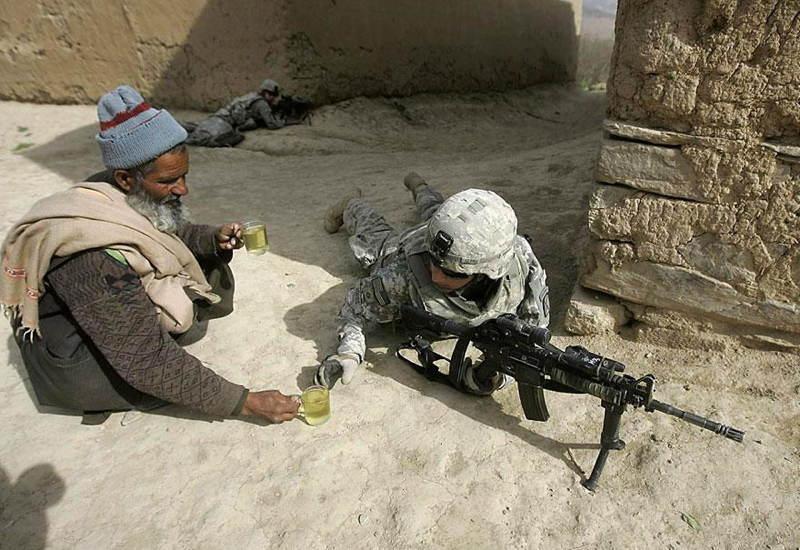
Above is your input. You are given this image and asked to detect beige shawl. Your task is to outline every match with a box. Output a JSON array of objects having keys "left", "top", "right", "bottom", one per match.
[{"left": 1, "top": 181, "right": 220, "bottom": 335}]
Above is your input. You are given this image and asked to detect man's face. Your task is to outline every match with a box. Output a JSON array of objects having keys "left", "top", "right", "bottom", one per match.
[
  {"left": 135, "top": 148, "right": 190, "bottom": 203},
  {"left": 115, "top": 148, "right": 192, "bottom": 233},
  {"left": 428, "top": 259, "right": 475, "bottom": 293}
]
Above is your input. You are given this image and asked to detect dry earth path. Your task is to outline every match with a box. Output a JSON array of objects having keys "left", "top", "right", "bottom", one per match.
[{"left": 0, "top": 87, "right": 797, "bottom": 549}]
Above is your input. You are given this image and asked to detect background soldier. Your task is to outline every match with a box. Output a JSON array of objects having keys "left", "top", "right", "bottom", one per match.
[
  {"left": 184, "top": 79, "right": 312, "bottom": 147},
  {"left": 317, "top": 173, "right": 550, "bottom": 393}
]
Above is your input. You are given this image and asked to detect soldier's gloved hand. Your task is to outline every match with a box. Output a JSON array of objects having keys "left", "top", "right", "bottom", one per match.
[{"left": 315, "top": 353, "right": 360, "bottom": 388}]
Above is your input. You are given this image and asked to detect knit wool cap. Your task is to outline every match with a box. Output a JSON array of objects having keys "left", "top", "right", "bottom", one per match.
[
  {"left": 95, "top": 85, "right": 187, "bottom": 169},
  {"left": 259, "top": 79, "right": 280, "bottom": 94}
]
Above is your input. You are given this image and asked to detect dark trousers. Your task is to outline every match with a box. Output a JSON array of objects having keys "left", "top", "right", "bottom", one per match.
[{"left": 14, "top": 256, "right": 235, "bottom": 415}]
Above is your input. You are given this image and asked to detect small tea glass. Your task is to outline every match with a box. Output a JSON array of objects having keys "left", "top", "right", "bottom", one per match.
[
  {"left": 241, "top": 220, "right": 268, "bottom": 255},
  {"left": 297, "top": 385, "right": 331, "bottom": 426}
]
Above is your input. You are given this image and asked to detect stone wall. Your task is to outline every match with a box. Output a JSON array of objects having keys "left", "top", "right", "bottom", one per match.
[
  {"left": 0, "top": 0, "right": 581, "bottom": 109},
  {"left": 566, "top": 0, "right": 800, "bottom": 350}
]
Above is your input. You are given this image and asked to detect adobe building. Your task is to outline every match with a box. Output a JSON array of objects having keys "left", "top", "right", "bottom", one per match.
[
  {"left": 0, "top": 0, "right": 582, "bottom": 108},
  {"left": 566, "top": 0, "right": 800, "bottom": 350}
]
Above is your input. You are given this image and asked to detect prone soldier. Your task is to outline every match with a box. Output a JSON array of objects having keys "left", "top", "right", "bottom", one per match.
[
  {"left": 183, "top": 79, "right": 312, "bottom": 148},
  {"left": 316, "top": 173, "right": 551, "bottom": 393}
]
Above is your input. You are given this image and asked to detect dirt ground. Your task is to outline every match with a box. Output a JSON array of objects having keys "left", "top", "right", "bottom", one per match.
[{"left": 0, "top": 87, "right": 798, "bottom": 549}]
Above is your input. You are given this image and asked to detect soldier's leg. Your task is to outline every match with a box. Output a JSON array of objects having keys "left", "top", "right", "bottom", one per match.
[
  {"left": 414, "top": 185, "right": 445, "bottom": 222},
  {"left": 185, "top": 116, "right": 242, "bottom": 147},
  {"left": 343, "top": 198, "right": 399, "bottom": 270},
  {"left": 403, "top": 172, "right": 444, "bottom": 222}
]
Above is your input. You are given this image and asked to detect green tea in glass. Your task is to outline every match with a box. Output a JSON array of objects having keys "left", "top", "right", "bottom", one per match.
[
  {"left": 242, "top": 221, "right": 268, "bottom": 255},
  {"left": 300, "top": 385, "right": 331, "bottom": 426}
]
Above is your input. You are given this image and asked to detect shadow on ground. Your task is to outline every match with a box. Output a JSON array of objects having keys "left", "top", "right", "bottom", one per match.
[
  {"left": 364, "top": 327, "right": 600, "bottom": 480},
  {"left": 20, "top": 123, "right": 102, "bottom": 184},
  {"left": 0, "top": 463, "right": 65, "bottom": 550}
]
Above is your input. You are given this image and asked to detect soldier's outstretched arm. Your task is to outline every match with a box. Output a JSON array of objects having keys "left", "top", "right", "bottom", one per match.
[
  {"left": 252, "top": 99, "right": 286, "bottom": 130},
  {"left": 317, "top": 267, "right": 410, "bottom": 387}
]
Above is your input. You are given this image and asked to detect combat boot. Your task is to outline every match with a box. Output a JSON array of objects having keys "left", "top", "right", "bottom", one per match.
[
  {"left": 323, "top": 188, "right": 362, "bottom": 233},
  {"left": 403, "top": 172, "right": 428, "bottom": 197}
]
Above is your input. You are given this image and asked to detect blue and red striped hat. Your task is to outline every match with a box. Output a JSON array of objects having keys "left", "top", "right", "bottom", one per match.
[{"left": 95, "top": 85, "right": 187, "bottom": 169}]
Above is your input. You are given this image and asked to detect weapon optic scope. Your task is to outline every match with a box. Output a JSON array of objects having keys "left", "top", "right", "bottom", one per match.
[{"left": 493, "top": 314, "right": 551, "bottom": 347}]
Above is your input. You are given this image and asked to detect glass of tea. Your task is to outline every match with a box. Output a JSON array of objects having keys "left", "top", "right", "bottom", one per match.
[
  {"left": 241, "top": 220, "right": 268, "bottom": 255},
  {"left": 298, "top": 385, "right": 331, "bottom": 426}
]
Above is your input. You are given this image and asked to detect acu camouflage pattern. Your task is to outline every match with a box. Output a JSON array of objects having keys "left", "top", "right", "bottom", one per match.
[
  {"left": 336, "top": 185, "right": 549, "bottom": 361},
  {"left": 213, "top": 92, "right": 284, "bottom": 130},
  {"left": 426, "top": 189, "right": 517, "bottom": 279},
  {"left": 185, "top": 91, "right": 284, "bottom": 147}
]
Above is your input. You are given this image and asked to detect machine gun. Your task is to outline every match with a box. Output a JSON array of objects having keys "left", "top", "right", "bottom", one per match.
[
  {"left": 276, "top": 95, "right": 313, "bottom": 125},
  {"left": 397, "top": 305, "right": 744, "bottom": 491}
]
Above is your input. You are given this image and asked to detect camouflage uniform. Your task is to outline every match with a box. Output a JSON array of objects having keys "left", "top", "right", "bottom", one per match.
[
  {"left": 214, "top": 92, "right": 285, "bottom": 130},
  {"left": 336, "top": 186, "right": 550, "bottom": 362},
  {"left": 185, "top": 92, "right": 285, "bottom": 147}
]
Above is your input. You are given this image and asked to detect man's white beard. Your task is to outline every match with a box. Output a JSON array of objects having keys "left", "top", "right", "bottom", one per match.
[{"left": 126, "top": 185, "right": 192, "bottom": 234}]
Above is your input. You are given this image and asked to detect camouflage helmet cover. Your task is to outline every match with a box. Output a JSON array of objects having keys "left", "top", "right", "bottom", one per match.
[
  {"left": 259, "top": 79, "right": 280, "bottom": 94},
  {"left": 426, "top": 189, "right": 517, "bottom": 279}
]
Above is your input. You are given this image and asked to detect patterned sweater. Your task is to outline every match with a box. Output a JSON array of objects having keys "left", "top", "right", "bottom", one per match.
[{"left": 42, "top": 224, "right": 247, "bottom": 416}]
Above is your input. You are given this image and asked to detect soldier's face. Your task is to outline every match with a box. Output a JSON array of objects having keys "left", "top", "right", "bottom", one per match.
[
  {"left": 429, "top": 260, "right": 475, "bottom": 292},
  {"left": 263, "top": 90, "right": 280, "bottom": 106}
]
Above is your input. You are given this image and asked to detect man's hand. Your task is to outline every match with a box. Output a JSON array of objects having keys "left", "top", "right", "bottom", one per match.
[
  {"left": 315, "top": 353, "right": 360, "bottom": 388},
  {"left": 216, "top": 223, "right": 244, "bottom": 251},
  {"left": 240, "top": 390, "right": 300, "bottom": 423}
]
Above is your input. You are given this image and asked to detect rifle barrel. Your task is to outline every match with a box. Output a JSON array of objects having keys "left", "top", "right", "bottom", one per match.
[{"left": 649, "top": 400, "right": 744, "bottom": 442}]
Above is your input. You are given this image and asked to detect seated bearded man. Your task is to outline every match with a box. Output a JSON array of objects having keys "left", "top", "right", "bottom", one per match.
[{"left": 0, "top": 85, "right": 299, "bottom": 424}]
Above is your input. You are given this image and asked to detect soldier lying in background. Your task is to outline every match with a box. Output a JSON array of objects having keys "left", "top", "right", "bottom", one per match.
[
  {"left": 317, "top": 173, "right": 550, "bottom": 394},
  {"left": 183, "top": 79, "right": 313, "bottom": 148}
]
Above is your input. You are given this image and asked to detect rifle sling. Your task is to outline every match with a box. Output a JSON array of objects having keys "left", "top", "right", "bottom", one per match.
[
  {"left": 395, "top": 344, "right": 454, "bottom": 386},
  {"left": 396, "top": 331, "right": 477, "bottom": 393}
]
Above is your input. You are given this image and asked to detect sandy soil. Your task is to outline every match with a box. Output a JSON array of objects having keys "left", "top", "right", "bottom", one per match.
[{"left": 0, "top": 87, "right": 797, "bottom": 550}]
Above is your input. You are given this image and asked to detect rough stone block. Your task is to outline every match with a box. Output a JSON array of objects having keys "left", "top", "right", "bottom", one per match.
[
  {"left": 564, "top": 284, "right": 630, "bottom": 335},
  {"left": 608, "top": 0, "right": 800, "bottom": 138},
  {"left": 595, "top": 138, "right": 702, "bottom": 201},
  {"left": 582, "top": 240, "right": 800, "bottom": 335},
  {"left": 580, "top": 0, "right": 800, "bottom": 349}
]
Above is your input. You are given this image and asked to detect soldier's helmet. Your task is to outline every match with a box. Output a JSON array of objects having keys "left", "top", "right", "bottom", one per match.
[
  {"left": 426, "top": 189, "right": 517, "bottom": 279},
  {"left": 259, "top": 79, "right": 280, "bottom": 95}
]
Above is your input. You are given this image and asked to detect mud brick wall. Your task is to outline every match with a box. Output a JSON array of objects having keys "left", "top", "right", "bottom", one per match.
[
  {"left": 0, "top": 0, "right": 581, "bottom": 109},
  {"left": 567, "top": 0, "right": 800, "bottom": 349}
]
